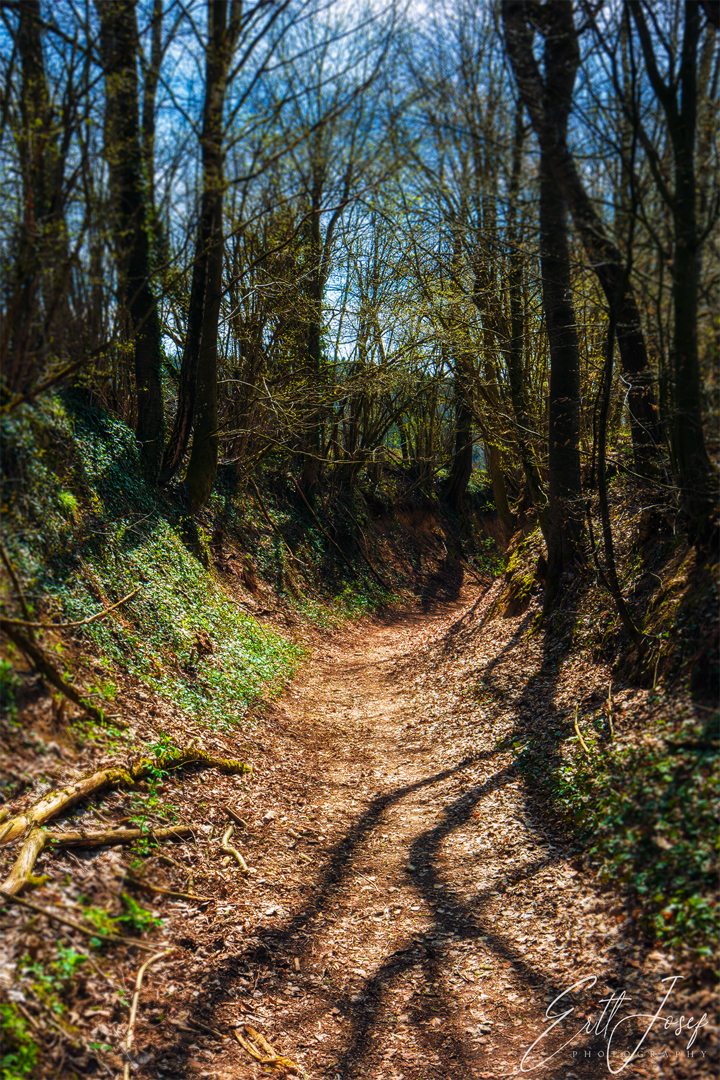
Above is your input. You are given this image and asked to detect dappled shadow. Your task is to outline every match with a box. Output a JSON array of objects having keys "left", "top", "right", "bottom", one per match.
[
  {"left": 172, "top": 744, "right": 620, "bottom": 1077},
  {"left": 420, "top": 554, "right": 465, "bottom": 609},
  {"left": 157, "top": 584, "right": 634, "bottom": 1078}
]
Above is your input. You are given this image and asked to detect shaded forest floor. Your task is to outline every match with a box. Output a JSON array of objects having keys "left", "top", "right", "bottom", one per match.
[{"left": 1, "top": 579, "right": 716, "bottom": 1079}]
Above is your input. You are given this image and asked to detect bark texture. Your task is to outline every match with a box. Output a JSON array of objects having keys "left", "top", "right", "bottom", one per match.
[
  {"left": 502, "top": 0, "right": 662, "bottom": 473},
  {"left": 97, "top": 0, "right": 164, "bottom": 477}
]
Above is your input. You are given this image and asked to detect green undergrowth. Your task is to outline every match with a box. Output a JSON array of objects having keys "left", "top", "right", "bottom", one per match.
[
  {"left": 0, "top": 395, "right": 299, "bottom": 731},
  {"left": 545, "top": 712, "right": 719, "bottom": 960},
  {"left": 500, "top": 505, "right": 719, "bottom": 963},
  {"left": 0, "top": 1003, "right": 37, "bottom": 1080}
]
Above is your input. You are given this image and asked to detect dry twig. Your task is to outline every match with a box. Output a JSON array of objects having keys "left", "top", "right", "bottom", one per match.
[
  {"left": 0, "top": 587, "right": 140, "bottom": 629},
  {"left": 220, "top": 824, "right": 248, "bottom": 872},
  {"left": 123, "top": 950, "right": 173, "bottom": 1080},
  {"left": 574, "top": 704, "right": 591, "bottom": 756},
  {"left": 122, "top": 872, "right": 211, "bottom": 903}
]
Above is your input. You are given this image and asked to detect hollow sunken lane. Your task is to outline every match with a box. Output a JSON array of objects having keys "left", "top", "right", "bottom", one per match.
[{"left": 163, "top": 586, "right": 710, "bottom": 1079}]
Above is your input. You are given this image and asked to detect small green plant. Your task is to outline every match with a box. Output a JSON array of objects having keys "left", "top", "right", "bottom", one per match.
[
  {"left": 52, "top": 945, "right": 87, "bottom": 982},
  {"left": 81, "top": 903, "right": 120, "bottom": 944},
  {"left": 522, "top": 712, "right": 719, "bottom": 958},
  {"left": 88, "top": 678, "right": 117, "bottom": 701},
  {"left": 58, "top": 490, "right": 79, "bottom": 518},
  {"left": 119, "top": 892, "right": 164, "bottom": 934},
  {"left": 81, "top": 895, "right": 162, "bottom": 941},
  {"left": 0, "top": 659, "right": 20, "bottom": 720},
  {"left": 0, "top": 1003, "right": 38, "bottom": 1080}
]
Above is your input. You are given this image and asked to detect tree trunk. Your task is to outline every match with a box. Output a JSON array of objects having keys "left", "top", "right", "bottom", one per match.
[
  {"left": 301, "top": 206, "right": 324, "bottom": 492},
  {"left": 97, "top": 0, "right": 164, "bottom": 478},
  {"left": 185, "top": 180, "right": 223, "bottom": 508},
  {"left": 1, "top": 0, "right": 68, "bottom": 393},
  {"left": 506, "top": 108, "right": 550, "bottom": 543},
  {"left": 444, "top": 371, "right": 474, "bottom": 511},
  {"left": 502, "top": 0, "right": 662, "bottom": 475},
  {"left": 162, "top": 0, "right": 241, "bottom": 501},
  {"left": 628, "top": 0, "right": 717, "bottom": 531},
  {"left": 540, "top": 156, "right": 583, "bottom": 612}
]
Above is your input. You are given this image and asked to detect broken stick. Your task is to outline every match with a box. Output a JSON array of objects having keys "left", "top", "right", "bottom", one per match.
[
  {"left": 123, "top": 950, "right": 173, "bottom": 1080},
  {"left": 234, "top": 1025, "right": 299, "bottom": 1075}
]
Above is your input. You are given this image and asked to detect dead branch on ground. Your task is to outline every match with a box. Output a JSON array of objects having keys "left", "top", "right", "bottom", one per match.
[
  {"left": 0, "top": 889, "right": 161, "bottom": 951},
  {"left": 0, "top": 619, "right": 119, "bottom": 727},
  {"left": 1, "top": 587, "right": 140, "bottom": 629}
]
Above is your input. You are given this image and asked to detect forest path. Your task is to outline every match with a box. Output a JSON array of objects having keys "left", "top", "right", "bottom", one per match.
[{"left": 188, "top": 585, "right": 671, "bottom": 1080}]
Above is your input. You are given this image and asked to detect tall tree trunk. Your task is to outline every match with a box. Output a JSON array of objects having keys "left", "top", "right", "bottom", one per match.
[
  {"left": 471, "top": 269, "right": 516, "bottom": 541},
  {"left": 97, "top": 0, "right": 164, "bottom": 477},
  {"left": 1, "top": 0, "right": 68, "bottom": 393},
  {"left": 502, "top": 0, "right": 662, "bottom": 475},
  {"left": 628, "top": 0, "right": 716, "bottom": 532},
  {"left": 506, "top": 109, "right": 550, "bottom": 543},
  {"left": 161, "top": 0, "right": 241, "bottom": 502},
  {"left": 301, "top": 191, "right": 324, "bottom": 492},
  {"left": 444, "top": 365, "right": 474, "bottom": 512},
  {"left": 540, "top": 161, "right": 583, "bottom": 611},
  {"left": 141, "top": 0, "right": 163, "bottom": 221}
]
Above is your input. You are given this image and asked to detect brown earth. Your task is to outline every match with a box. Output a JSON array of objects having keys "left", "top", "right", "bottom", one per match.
[{"left": 1, "top": 582, "right": 716, "bottom": 1079}]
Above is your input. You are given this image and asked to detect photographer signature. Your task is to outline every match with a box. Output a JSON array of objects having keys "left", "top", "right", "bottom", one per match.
[{"left": 520, "top": 975, "right": 709, "bottom": 1073}]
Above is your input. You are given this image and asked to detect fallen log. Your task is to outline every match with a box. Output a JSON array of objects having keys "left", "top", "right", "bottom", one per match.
[{"left": 0, "top": 748, "right": 250, "bottom": 846}]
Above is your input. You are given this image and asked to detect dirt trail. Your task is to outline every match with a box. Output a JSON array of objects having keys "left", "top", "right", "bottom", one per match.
[{"left": 150, "top": 585, "right": 712, "bottom": 1079}]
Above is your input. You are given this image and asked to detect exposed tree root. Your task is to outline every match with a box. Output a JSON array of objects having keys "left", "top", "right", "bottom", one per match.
[
  {"left": 0, "top": 748, "right": 250, "bottom": 845},
  {"left": 220, "top": 824, "right": 248, "bottom": 872},
  {"left": 50, "top": 824, "right": 192, "bottom": 849},
  {"left": 1, "top": 826, "right": 49, "bottom": 895}
]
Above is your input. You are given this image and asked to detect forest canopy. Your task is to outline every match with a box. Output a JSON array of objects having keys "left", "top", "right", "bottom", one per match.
[{"left": 0, "top": 0, "right": 718, "bottom": 616}]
